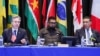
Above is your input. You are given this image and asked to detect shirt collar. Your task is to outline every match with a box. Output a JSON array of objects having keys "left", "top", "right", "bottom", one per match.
[
  {"left": 85, "top": 27, "right": 91, "bottom": 31},
  {"left": 12, "top": 28, "right": 18, "bottom": 32}
]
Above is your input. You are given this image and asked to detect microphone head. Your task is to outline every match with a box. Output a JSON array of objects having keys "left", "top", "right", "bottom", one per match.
[{"left": 90, "top": 37, "right": 96, "bottom": 42}]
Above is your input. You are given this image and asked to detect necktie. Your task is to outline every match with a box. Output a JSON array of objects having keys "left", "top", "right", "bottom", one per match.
[
  {"left": 11, "top": 30, "right": 16, "bottom": 42},
  {"left": 87, "top": 29, "right": 91, "bottom": 44},
  {"left": 14, "top": 30, "right": 16, "bottom": 36}
]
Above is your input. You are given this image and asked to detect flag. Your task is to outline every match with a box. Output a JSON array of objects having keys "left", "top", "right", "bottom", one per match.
[
  {"left": 56, "top": 0, "right": 67, "bottom": 36},
  {"left": 8, "top": 0, "right": 19, "bottom": 27},
  {"left": 0, "top": 0, "right": 6, "bottom": 35},
  {"left": 45, "top": 0, "right": 56, "bottom": 27},
  {"left": 71, "top": 0, "right": 83, "bottom": 32},
  {"left": 91, "top": 0, "right": 100, "bottom": 32},
  {"left": 25, "top": 0, "right": 40, "bottom": 40},
  {"left": 42, "top": 0, "right": 47, "bottom": 26}
]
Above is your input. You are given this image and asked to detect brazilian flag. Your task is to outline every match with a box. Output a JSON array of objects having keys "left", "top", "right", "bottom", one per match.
[{"left": 56, "top": 0, "right": 67, "bottom": 36}]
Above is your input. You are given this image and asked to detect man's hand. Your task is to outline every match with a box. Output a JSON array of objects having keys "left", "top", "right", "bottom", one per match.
[
  {"left": 11, "top": 35, "right": 16, "bottom": 42},
  {"left": 21, "top": 39, "right": 26, "bottom": 44}
]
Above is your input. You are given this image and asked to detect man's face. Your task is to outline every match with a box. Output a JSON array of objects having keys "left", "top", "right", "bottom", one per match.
[
  {"left": 48, "top": 19, "right": 56, "bottom": 28},
  {"left": 11, "top": 18, "right": 21, "bottom": 29},
  {"left": 83, "top": 18, "right": 91, "bottom": 29}
]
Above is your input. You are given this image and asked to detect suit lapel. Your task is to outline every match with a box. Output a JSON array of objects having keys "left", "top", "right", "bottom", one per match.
[
  {"left": 81, "top": 28, "right": 86, "bottom": 38},
  {"left": 91, "top": 29, "right": 94, "bottom": 34},
  {"left": 8, "top": 28, "right": 12, "bottom": 41},
  {"left": 16, "top": 28, "right": 21, "bottom": 40}
]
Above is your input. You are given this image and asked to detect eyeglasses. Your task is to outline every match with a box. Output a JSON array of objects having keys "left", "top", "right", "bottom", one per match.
[{"left": 49, "top": 22, "right": 57, "bottom": 24}]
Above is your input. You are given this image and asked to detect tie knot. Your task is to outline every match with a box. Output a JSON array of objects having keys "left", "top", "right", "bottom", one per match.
[
  {"left": 14, "top": 30, "right": 16, "bottom": 32},
  {"left": 13, "top": 30, "right": 16, "bottom": 35},
  {"left": 87, "top": 29, "right": 89, "bottom": 32}
]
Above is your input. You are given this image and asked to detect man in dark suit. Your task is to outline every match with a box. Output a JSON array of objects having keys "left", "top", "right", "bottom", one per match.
[
  {"left": 2, "top": 16, "right": 29, "bottom": 45},
  {"left": 75, "top": 16, "right": 100, "bottom": 45}
]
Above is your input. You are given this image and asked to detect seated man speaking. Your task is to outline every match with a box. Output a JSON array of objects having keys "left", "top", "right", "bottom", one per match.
[
  {"left": 2, "top": 16, "right": 29, "bottom": 45},
  {"left": 39, "top": 17, "right": 63, "bottom": 46},
  {"left": 75, "top": 16, "right": 100, "bottom": 46}
]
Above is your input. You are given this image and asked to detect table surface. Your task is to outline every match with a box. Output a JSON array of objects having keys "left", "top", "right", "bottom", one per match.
[{"left": 0, "top": 45, "right": 100, "bottom": 56}]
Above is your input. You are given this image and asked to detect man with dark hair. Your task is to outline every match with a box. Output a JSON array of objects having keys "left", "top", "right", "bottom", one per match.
[
  {"left": 39, "top": 17, "right": 63, "bottom": 45},
  {"left": 2, "top": 16, "right": 29, "bottom": 45},
  {"left": 75, "top": 16, "right": 100, "bottom": 45}
]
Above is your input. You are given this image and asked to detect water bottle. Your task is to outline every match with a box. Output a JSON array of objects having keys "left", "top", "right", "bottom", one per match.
[
  {"left": 36, "top": 36, "right": 45, "bottom": 46},
  {"left": 36, "top": 36, "right": 41, "bottom": 46},
  {"left": 81, "top": 36, "right": 86, "bottom": 47},
  {"left": 0, "top": 36, "right": 3, "bottom": 46}
]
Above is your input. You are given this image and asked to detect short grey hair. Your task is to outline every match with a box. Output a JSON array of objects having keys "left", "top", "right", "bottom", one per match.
[{"left": 11, "top": 16, "right": 21, "bottom": 22}]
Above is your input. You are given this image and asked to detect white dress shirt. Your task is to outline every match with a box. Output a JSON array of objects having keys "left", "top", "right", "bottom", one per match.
[
  {"left": 85, "top": 28, "right": 93, "bottom": 45},
  {"left": 12, "top": 28, "right": 18, "bottom": 36}
]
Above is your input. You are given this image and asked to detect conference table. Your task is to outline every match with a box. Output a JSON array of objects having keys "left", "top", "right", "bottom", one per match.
[{"left": 0, "top": 45, "right": 100, "bottom": 56}]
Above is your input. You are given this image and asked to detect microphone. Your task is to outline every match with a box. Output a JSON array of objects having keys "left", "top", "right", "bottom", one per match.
[
  {"left": 90, "top": 37, "right": 96, "bottom": 42},
  {"left": 90, "top": 34, "right": 96, "bottom": 47},
  {"left": 90, "top": 33, "right": 96, "bottom": 42}
]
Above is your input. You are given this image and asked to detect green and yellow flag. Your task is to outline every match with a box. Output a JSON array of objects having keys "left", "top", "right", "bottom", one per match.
[
  {"left": 0, "top": 0, "right": 6, "bottom": 35},
  {"left": 8, "top": 0, "right": 19, "bottom": 27},
  {"left": 56, "top": 0, "right": 67, "bottom": 36}
]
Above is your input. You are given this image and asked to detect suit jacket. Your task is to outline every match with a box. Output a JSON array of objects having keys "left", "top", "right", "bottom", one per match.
[
  {"left": 2, "top": 28, "right": 29, "bottom": 45},
  {"left": 75, "top": 28, "right": 100, "bottom": 45}
]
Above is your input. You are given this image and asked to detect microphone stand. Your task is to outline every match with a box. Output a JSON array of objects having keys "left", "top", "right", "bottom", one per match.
[
  {"left": 93, "top": 41, "right": 95, "bottom": 47},
  {"left": 90, "top": 37, "right": 96, "bottom": 47}
]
